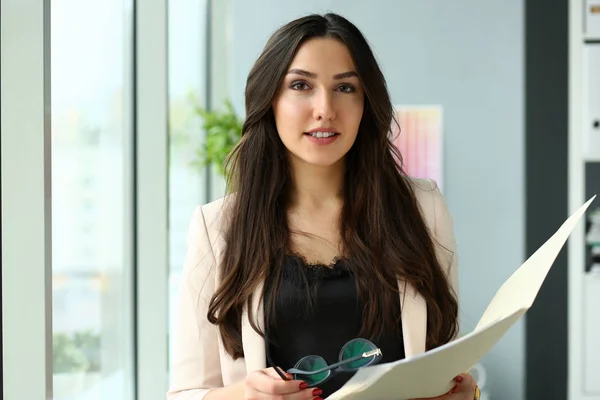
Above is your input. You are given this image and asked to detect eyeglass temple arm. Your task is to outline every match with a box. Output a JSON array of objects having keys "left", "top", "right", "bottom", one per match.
[{"left": 287, "top": 348, "right": 381, "bottom": 376}]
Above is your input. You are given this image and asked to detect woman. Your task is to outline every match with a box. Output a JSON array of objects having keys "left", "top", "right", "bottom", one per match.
[{"left": 168, "top": 12, "right": 479, "bottom": 400}]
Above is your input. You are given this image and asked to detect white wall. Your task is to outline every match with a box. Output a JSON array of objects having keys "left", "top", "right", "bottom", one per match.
[{"left": 227, "top": 1, "right": 525, "bottom": 399}]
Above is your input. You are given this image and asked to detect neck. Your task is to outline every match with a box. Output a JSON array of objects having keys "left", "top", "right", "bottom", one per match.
[{"left": 289, "top": 156, "right": 345, "bottom": 210}]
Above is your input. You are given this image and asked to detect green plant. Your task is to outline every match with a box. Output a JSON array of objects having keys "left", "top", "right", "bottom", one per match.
[
  {"left": 53, "top": 332, "right": 90, "bottom": 373},
  {"left": 73, "top": 329, "right": 101, "bottom": 372},
  {"left": 191, "top": 96, "right": 243, "bottom": 176},
  {"left": 53, "top": 330, "right": 101, "bottom": 374}
]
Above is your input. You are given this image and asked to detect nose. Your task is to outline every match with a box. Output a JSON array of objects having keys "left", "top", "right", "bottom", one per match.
[{"left": 312, "top": 90, "right": 336, "bottom": 121}]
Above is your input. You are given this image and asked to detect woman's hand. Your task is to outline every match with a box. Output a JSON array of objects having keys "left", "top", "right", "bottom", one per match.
[
  {"left": 244, "top": 368, "right": 323, "bottom": 400},
  {"left": 411, "top": 373, "right": 478, "bottom": 400}
]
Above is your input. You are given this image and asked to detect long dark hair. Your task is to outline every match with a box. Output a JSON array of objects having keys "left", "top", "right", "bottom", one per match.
[{"left": 207, "top": 13, "right": 458, "bottom": 359}]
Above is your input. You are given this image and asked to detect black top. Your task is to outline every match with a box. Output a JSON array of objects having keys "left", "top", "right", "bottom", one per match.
[{"left": 264, "top": 254, "right": 406, "bottom": 398}]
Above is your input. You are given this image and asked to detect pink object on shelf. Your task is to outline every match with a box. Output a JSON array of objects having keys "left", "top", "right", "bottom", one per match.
[{"left": 391, "top": 105, "right": 443, "bottom": 190}]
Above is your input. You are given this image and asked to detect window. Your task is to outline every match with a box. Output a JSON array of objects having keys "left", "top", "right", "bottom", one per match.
[{"left": 51, "top": 0, "right": 135, "bottom": 398}]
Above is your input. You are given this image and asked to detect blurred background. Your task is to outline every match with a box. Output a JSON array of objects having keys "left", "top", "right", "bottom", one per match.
[{"left": 2, "top": 1, "right": 600, "bottom": 400}]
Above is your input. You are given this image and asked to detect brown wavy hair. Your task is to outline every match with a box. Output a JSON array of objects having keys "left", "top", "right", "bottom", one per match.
[{"left": 206, "top": 13, "right": 458, "bottom": 359}]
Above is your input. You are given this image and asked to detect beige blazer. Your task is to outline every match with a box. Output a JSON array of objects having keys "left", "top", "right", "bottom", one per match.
[{"left": 167, "top": 178, "right": 458, "bottom": 400}]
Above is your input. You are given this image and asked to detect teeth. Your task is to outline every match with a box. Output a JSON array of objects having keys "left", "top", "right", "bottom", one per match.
[{"left": 309, "top": 131, "right": 336, "bottom": 138}]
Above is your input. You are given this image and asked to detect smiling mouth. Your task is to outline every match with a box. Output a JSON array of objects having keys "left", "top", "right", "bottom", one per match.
[{"left": 304, "top": 131, "right": 339, "bottom": 138}]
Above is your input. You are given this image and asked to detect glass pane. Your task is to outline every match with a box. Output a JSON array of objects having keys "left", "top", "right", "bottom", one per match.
[
  {"left": 51, "top": 0, "right": 135, "bottom": 399},
  {"left": 167, "top": 0, "right": 208, "bottom": 373}
]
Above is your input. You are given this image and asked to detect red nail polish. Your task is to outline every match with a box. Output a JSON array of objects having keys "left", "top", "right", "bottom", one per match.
[
  {"left": 313, "top": 388, "right": 323, "bottom": 396},
  {"left": 299, "top": 382, "right": 308, "bottom": 389},
  {"left": 454, "top": 375, "right": 464, "bottom": 383},
  {"left": 449, "top": 384, "right": 458, "bottom": 394},
  {"left": 314, "top": 398, "right": 323, "bottom": 400}
]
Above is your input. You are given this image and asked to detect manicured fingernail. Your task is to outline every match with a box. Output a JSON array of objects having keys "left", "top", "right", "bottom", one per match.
[
  {"left": 449, "top": 384, "right": 458, "bottom": 393},
  {"left": 299, "top": 382, "right": 308, "bottom": 389},
  {"left": 454, "top": 375, "right": 464, "bottom": 383},
  {"left": 312, "top": 388, "right": 323, "bottom": 396}
]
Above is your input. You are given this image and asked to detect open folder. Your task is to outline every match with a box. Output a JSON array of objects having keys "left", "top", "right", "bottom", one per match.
[{"left": 327, "top": 196, "right": 596, "bottom": 400}]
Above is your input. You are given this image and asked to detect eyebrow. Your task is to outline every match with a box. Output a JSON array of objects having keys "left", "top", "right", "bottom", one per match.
[{"left": 287, "top": 69, "right": 359, "bottom": 80}]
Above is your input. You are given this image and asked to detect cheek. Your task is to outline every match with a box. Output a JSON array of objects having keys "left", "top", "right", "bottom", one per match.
[
  {"left": 274, "top": 96, "right": 311, "bottom": 135},
  {"left": 338, "top": 97, "right": 364, "bottom": 134}
]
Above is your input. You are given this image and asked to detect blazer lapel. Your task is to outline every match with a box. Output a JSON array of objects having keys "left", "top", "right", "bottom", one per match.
[
  {"left": 398, "top": 280, "right": 427, "bottom": 357},
  {"left": 241, "top": 280, "right": 267, "bottom": 373}
]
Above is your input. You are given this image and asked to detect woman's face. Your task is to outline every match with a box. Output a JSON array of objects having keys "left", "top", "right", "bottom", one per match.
[{"left": 272, "top": 37, "right": 364, "bottom": 168}]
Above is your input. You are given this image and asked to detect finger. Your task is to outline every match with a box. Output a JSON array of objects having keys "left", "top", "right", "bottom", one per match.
[
  {"left": 407, "top": 387, "right": 457, "bottom": 400},
  {"left": 409, "top": 373, "right": 477, "bottom": 400},
  {"left": 246, "top": 387, "right": 321, "bottom": 400},
  {"left": 285, "top": 386, "right": 325, "bottom": 400},
  {"left": 444, "top": 373, "right": 477, "bottom": 398},
  {"left": 247, "top": 368, "right": 308, "bottom": 396},
  {"left": 262, "top": 367, "right": 294, "bottom": 381},
  {"left": 453, "top": 373, "right": 477, "bottom": 390},
  {"left": 261, "top": 368, "right": 324, "bottom": 399}
]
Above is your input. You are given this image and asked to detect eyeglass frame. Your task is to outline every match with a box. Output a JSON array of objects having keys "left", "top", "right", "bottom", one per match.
[{"left": 264, "top": 324, "right": 382, "bottom": 385}]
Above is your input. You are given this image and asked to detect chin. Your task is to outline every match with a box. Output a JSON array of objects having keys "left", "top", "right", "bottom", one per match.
[
  {"left": 286, "top": 146, "right": 350, "bottom": 168},
  {"left": 297, "top": 155, "right": 345, "bottom": 168}
]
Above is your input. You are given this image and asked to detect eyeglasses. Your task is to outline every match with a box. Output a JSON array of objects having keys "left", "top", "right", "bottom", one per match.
[{"left": 266, "top": 336, "right": 383, "bottom": 388}]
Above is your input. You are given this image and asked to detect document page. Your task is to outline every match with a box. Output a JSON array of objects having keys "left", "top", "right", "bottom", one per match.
[
  {"left": 327, "top": 196, "right": 595, "bottom": 400},
  {"left": 476, "top": 195, "right": 594, "bottom": 330}
]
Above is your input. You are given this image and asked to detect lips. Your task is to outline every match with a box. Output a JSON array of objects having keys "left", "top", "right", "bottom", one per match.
[
  {"left": 303, "top": 131, "right": 340, "bottom": 145},
  {"left": 304, "top": 131, "right": 339, "bottom": 138}
]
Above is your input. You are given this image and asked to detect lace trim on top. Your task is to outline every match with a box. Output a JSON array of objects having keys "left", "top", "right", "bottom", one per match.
[{"left": 284, "top": 253, "right": 352, "bottom": 280}]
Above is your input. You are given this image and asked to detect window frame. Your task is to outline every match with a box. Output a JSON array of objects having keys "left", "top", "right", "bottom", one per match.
[
  {"left": 1, "top": 0, "right": 53, "bottom": 398},
  {"left": 134, "top": 0, "right": 170, "bottom": 398}
]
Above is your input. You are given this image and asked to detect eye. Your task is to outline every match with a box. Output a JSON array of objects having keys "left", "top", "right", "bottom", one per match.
[
  {"left": 337, "top": 84, "right": 356, "bottom": 93},
  {"left": 290, "top": 81, "right": 310, "bottom": 91}
]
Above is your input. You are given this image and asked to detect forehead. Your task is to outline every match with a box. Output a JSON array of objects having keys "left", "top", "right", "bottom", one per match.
[{"left": 289, "top": 37, "right": 356, "bottom": 73}]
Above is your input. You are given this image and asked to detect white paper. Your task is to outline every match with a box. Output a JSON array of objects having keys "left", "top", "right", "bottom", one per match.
[
  {"left": 327, "top": 196, "right": 596, "bottom": 400},
  {"left": 475, "top": 195, "right": 595, "bottom": 330}
]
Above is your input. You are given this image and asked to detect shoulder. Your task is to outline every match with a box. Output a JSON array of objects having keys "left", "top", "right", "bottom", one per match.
[
  {"left": 407, "top": 177, "right": 457, "bottom": 279},
  {"left": 186, "top": 194, "right": 236, "bottom": 263},
  {"left": 197, "top": 193, "right": 235, "bottom": 231},
  {"left": 406, "top": 177, "right": 446, "bottom": 230},
  {"left": 182, "top": 195, "right": 234, "bottom": 291},
  {"left": 408, "top": 176, "right": 438, "bottom": 200}
]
